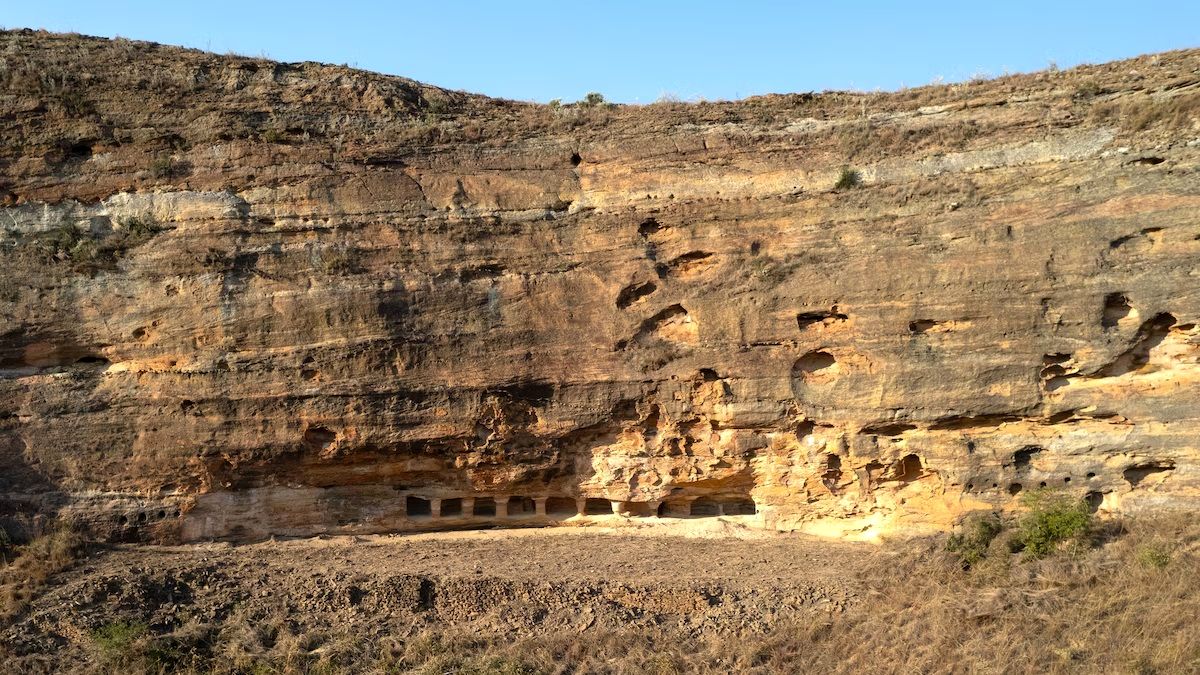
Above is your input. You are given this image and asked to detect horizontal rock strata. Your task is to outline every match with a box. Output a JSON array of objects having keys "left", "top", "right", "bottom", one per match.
[{"left": 2, "top": 30, "right": 1200, "bottom": 541}]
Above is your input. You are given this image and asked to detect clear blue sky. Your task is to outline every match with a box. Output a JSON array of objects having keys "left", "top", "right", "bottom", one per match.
[{"left": 6, "top": 1, "right": 1199, "bottom": 103}]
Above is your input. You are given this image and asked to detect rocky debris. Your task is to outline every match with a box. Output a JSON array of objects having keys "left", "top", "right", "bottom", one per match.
[{"left": 0, "top": 530, "right": 864, "bottom": 666}]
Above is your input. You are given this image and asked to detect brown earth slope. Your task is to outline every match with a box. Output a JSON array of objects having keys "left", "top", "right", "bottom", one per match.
[
  {"left": 3, "top": 519, "right": 1200, "bottom": 674},
  {"left": 1, "top": 29, "right": 1200, "bottom": 543}
]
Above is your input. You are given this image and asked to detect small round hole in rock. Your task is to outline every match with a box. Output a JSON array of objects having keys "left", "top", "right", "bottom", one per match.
[
  {"left": 1008, "top": 483, "right": 1022, "bottom": 496},
  {"left": 570, "top": 153, "right": 581, "bottom": 167},
  {"left": 303, "top": 426, "right": 337, "bottom": 451}
]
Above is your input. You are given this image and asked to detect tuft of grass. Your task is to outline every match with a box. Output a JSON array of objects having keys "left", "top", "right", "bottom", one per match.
[
  {"left": 834, "top": 166, "right": 861, "bottom": 190},
  {"left": 261, "top": 127, "right": 286, "bottom": 144},
  {"left": 1135, "top": 541, "right": 1173, "bottom": 570},
  {"left": 1015, "top": 489, "right": 1092, "bottom": 558},
  {"left": 91, "top": 621, "right": 148, "bottom": 661},
  {"left": 836, "top": 118, "right": 983, "bottom": 161}
]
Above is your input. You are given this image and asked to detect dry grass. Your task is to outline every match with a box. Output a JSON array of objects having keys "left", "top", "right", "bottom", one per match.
[
  {"left": 22, "top": 515, "right": 1194, "bottom": 674},
  {"left": 1089, "top": 91, "right": 1200, "bottom": 132},
  {"left": 0, "top": 522, "right": 86, "bottom": 623},
  {"left": 836, "top": 118, "right": 985, "bottom": 161}
]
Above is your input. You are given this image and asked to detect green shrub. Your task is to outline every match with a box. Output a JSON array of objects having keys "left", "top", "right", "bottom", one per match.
[
  {"left": 119, "top": 215, "right": 161, "bottom": 241},
  {"left": 38, "top": 224, "right": 85, "bottom": 257},
  {"left": 1015, "top": 490, "right": 1092, "bottom": 558},
  {"left": 946, "top": 512, "right": 1003, "bottom": 568},
  {"left": 581, "top": 92, "right": 606, "bottom": 107},
  {"left": 834, "top": 166, "right": 861, "bottom": 190}
]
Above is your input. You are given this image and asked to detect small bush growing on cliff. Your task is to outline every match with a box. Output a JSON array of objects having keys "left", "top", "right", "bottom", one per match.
[
  {"left": 58, "top": 89, "right": 93, "bottom": 116},
  {"left": 1, "top": 216, "right": 165, "bottom": 278},
  {"left": 148, "top": 154, "right": 177, "bottom": 179},
  {"left": 261, "top": 127, "right": 287, "bottom": 144},
  {"left": 424, "top": 96, "right": 451, "bottom": 116},
  {"left": 118, "top": 215, "right": 162, "bottom": 243},
  {"left": 1015, "top": 489, "right": 1092, "bottom": 558},
  {"left": 834, "top": 166, "right": 861, "bottom": 190},
  {"left": 1073, "top": 80, "right": 1104, "bottom": 99}
]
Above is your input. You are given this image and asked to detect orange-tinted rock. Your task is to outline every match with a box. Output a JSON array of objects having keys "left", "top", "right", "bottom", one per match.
[{"left": 2, "top": 30, "right": 1200, "bottom": 542}]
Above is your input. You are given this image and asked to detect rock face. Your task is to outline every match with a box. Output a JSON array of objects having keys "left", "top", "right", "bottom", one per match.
[{"left": 2, "top": 30, "right": 1199, "bottom": 542}]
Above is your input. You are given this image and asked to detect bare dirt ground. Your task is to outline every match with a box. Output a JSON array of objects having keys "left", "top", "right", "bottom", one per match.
[
  {"left": 2, "top": 521, "right": 872, "bottom": 673},
  {"left": 5, "top": 515, "right": 1198, "bottom": 674}
]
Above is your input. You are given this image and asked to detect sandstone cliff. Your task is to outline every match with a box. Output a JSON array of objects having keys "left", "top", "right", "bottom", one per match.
[{"left": 2, "top": 30, "right": 1199, "bottom": 542}]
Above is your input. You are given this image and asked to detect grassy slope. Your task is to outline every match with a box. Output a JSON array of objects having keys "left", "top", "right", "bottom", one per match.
[{"left": 1, "top": 514, "right": 1195, "bottom": 674}]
